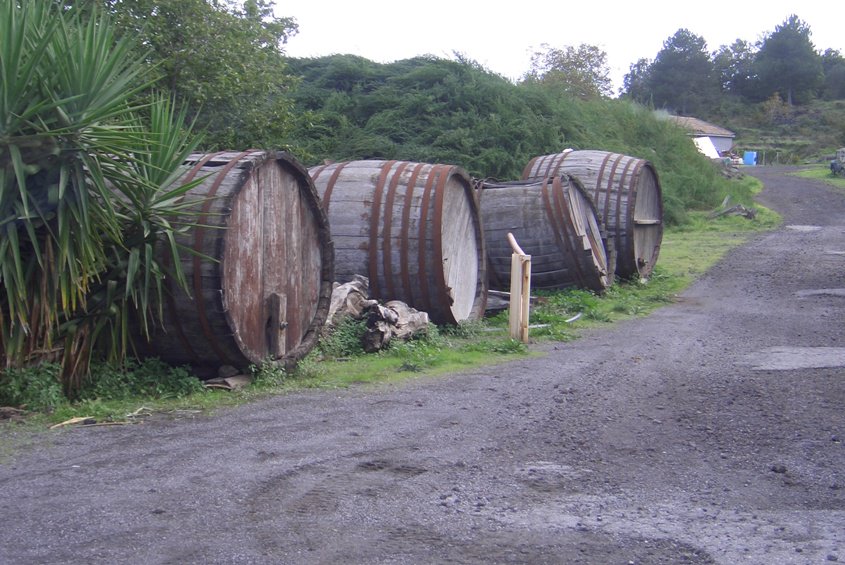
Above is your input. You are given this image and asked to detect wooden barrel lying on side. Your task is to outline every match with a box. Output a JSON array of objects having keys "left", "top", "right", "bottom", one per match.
[
  {"left": 308, "top": 160, "right": 487, "bottom": 325},
  {"left": 522, "top": 150, "right": 663, "bottom": 279},
  {"left": 478, "top": 175, "right": 614, "bottom": 293},
  {"left": 145, "top": 150, "right": 334, "bottom": 375}
]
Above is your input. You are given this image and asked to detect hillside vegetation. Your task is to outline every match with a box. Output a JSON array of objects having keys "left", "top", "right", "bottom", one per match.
[
  {"left": 711, "top": 98, "right": 845, "bottom": 164},
  {"left": 286, "top": 54, "right": 734, "bottom": 225}
]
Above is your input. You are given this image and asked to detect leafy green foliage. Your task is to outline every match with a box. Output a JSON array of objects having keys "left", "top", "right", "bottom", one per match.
[
  {"left": 0, "top": 363, "right": 65, "bottom": 412},
  {"left": 460, "top": 338, "right": 528, "bottom": 355},
  {"left": 287, "top": 53, "right": 728, "bottom": 223},
  {"left": 713, "top": 39, "right": 758, "bottom": 99},
  {"left": 643, "top": 29, "right": 719, "bottom": 115},
  {"left": 753, "top": 15, "right": 823, "bottom": 105},
  {"left": 385, "top": 333, "right": 446, "bottom": 373},
  {"left": 0, "top": 358, "right": 203, "bottom": 411},
  {"left": 78, "top": 358, "right": 204, "bottom": 401},
  {"left": 438, "top": 320, "right": 487, "bottom": 340},
  {"left": 523, "top": 43, "right": 613, "bottom": 99},
  {"left": 821, "top": 49, "right": 845, "bottom": 100},
  {"left": 0, "top": 1, "right": 202, "bottom": 394},
  {"left": 249, "top": 358, "right": 289, "bottom": 388},
  {"left": 622, "top": 58, "right": 653, "bottom": 104},
  {"left": 318, "top": 316, "right": 368, "bottom": 359},
  {"left": 102, "top": 0, "right": 300, "bottom": 150},
  {"left": 621, "top": 15, "right": 841, "bottom": 123},
  {"left": 287, "top": 55, "right": 565, "bottom": 180},
  {"left": 535, "top": 288, "right": 604, "bottom": 321}
]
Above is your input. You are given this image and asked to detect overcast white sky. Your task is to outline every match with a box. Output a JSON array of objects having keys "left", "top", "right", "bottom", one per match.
[{"left": 278, "top": 1, "right": 843, "bottom": 94}]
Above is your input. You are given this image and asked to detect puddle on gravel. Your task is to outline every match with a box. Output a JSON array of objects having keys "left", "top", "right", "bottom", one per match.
[
  {"left": 796, "top": 288, "right": 845, "bottom": 298},
  {"left": 745, "top": 346, "right": 845, "bottom": 370},
  {"left": 786, "top": 225, "right": 822, "bottom": 232}
]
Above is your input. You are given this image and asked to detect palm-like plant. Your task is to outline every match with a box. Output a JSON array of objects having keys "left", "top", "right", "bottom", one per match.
[{"left": 0, "top": 1, "right": 202, "bottom": 394}]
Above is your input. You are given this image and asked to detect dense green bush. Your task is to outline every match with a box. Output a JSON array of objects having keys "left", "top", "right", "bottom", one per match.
[
  {"left": 79, "top": 359, "right": 204, "bottom": 401},
  {"left": 285, "top": 54, "right": 730, "bottom": 225},
  {"left": 0, "top": 358, "right": 203, "bottom": 411},
  {"left": 0, "top": 364, "right": 65, "bottom": 412},
  {"left": 317, "top": 316, "right": 368, "bottom": 359},
  {"left": 0, "top": 1, "right": 201, "bottom": 394}
]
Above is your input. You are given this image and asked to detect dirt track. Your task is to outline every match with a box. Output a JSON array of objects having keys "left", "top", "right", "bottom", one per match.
[{"left": 1, "top": 166, "right": 844, "bottom": 564}]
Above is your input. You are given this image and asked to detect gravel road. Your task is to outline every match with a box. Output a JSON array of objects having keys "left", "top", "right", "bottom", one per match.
[{"left": 1, "top": 166, "right": 843, "bottom": 564}]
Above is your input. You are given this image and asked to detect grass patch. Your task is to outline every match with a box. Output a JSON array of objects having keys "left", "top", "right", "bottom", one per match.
[
  {"left": 1, "top": 178, "right": 782, "bottom": 433},
  {"left": 528, "top": 210, "right": 774, "bottom": 336},
  {"left": 291, "top": 321, "right": 530, "bottom": 390},
  {"left": 790, "top": 164, "right": 845, "bottom": 189}
]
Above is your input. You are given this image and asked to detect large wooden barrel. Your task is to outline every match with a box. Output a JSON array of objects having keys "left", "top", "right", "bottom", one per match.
[
  {"left": 308, "top": 160, "right": 487, "bottom": 325},
  {"left": 145, "top": 150, "right": 334, "bottom": 375},
  {"left": 478, "top": 175, "right": 614, "bottom": 293},
  {"left": 522, "top": 150, "right": 663, "bottom": 279}
]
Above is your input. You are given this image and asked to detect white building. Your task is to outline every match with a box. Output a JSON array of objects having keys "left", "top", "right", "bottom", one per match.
[{"left": 666, "top": 115, "right": 736, "bottom": 156}]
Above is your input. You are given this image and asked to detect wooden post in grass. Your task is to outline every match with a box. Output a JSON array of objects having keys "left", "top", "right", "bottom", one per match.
[{"left": 507, "top": 232, "right": 531, "bottom": 343}]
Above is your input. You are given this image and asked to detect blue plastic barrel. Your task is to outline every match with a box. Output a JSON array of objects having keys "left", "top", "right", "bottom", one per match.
[{"left": 743, "top": 151, "right": 757, "bottom": 166}]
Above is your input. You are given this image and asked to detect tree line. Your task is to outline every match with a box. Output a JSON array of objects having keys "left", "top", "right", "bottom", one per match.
[
  {"left": 524, "top": 14, "right": 843, "bottom": 127},
  {"left": 619, "top": 15, "right": 842, "bottom": 115},
  {"left": 73, "top": 4, "right": 845, "bottom": 145}
]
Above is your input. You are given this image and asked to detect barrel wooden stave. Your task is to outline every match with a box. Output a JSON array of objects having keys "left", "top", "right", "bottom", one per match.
[
  {"left": 522, "top": 150, "right": 663, "bottom": 279},
  {"left": 309, "top": 160, "right": 487, "bottom": 324}
]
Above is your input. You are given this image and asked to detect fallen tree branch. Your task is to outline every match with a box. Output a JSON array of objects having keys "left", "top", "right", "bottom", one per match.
[
  {"left": 709, "top": 204, "right": 757, "bottom": 220},
  {"left": 49, "top": 417, "right": 135, "bottom": 429}
]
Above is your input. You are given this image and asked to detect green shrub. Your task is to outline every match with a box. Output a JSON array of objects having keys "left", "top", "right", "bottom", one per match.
[
  {"left": 0, "top": 1, "right": 203, "bottom": 394},
  {"left": 537, "top": 288, "right": 603, "bottom": 317},
  {"left": 0, "top": 363, "right": 65, "bottom": 412},
  {"left": 78, "top": 359, "right": 204, "bottom": 401},
  {"left": 249, "top": 359, "right": 289, "bottom": 388},
  {"left": 318, "top": 316, "right": 368, "bottom": 359},
  {"left": 385, "top": 338, "right": 442, "bottom": 372}
]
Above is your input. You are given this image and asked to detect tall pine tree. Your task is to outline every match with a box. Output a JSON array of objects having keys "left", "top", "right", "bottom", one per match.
[
  {"left": 753, "top": 15, "right": 822, "bottom": 105},
  {"left": 646, "top": 29, "right": 718, "bottom": 115}
]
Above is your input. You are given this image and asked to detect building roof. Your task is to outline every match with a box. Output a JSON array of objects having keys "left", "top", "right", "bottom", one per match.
[{"left": 667, "top": 116, "right": 735, "bottom": 138}]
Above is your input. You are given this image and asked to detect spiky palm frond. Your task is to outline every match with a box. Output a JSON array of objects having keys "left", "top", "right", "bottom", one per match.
[{"left": 0, "top": 1, "right": 203, "bottom": 394}]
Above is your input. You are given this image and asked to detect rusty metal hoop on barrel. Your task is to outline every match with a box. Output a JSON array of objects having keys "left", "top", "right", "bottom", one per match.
[
  {"left": 309, "top": 159, "right": 487, "bottom": 325},
  {"left": 522, "top": 150, "right": 663, "bottom": 280},
  {"left": 477, "top": 175, "right": 615, "bottom": 293},
  {"left": 144, "top": 150, "right": 334, "bottom": 376}
]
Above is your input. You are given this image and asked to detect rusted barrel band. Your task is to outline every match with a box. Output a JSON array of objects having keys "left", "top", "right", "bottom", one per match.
[
  {"left": 382, "top": 161, "right": 410, "bottom": 300},
  {"left": 369, "top": 161, "right": 396, "bottom": 298},
  {"left": 416, "top": 166, "right": 438, "bottom": 314},
  {"left": 400, "top": 163, "right": 426, "bottom": 305},
  {"left": 163, "top": 150, "right": 230, "bottom": 363},
  {"left": 616, "top": 157, "right": 637, "bottom": 241},
  {"left": 320, "top": 161, "right": 349, "bottom": 213},
  {"left": 192, "top": 149, "right": 259, "bottom": 366}
]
